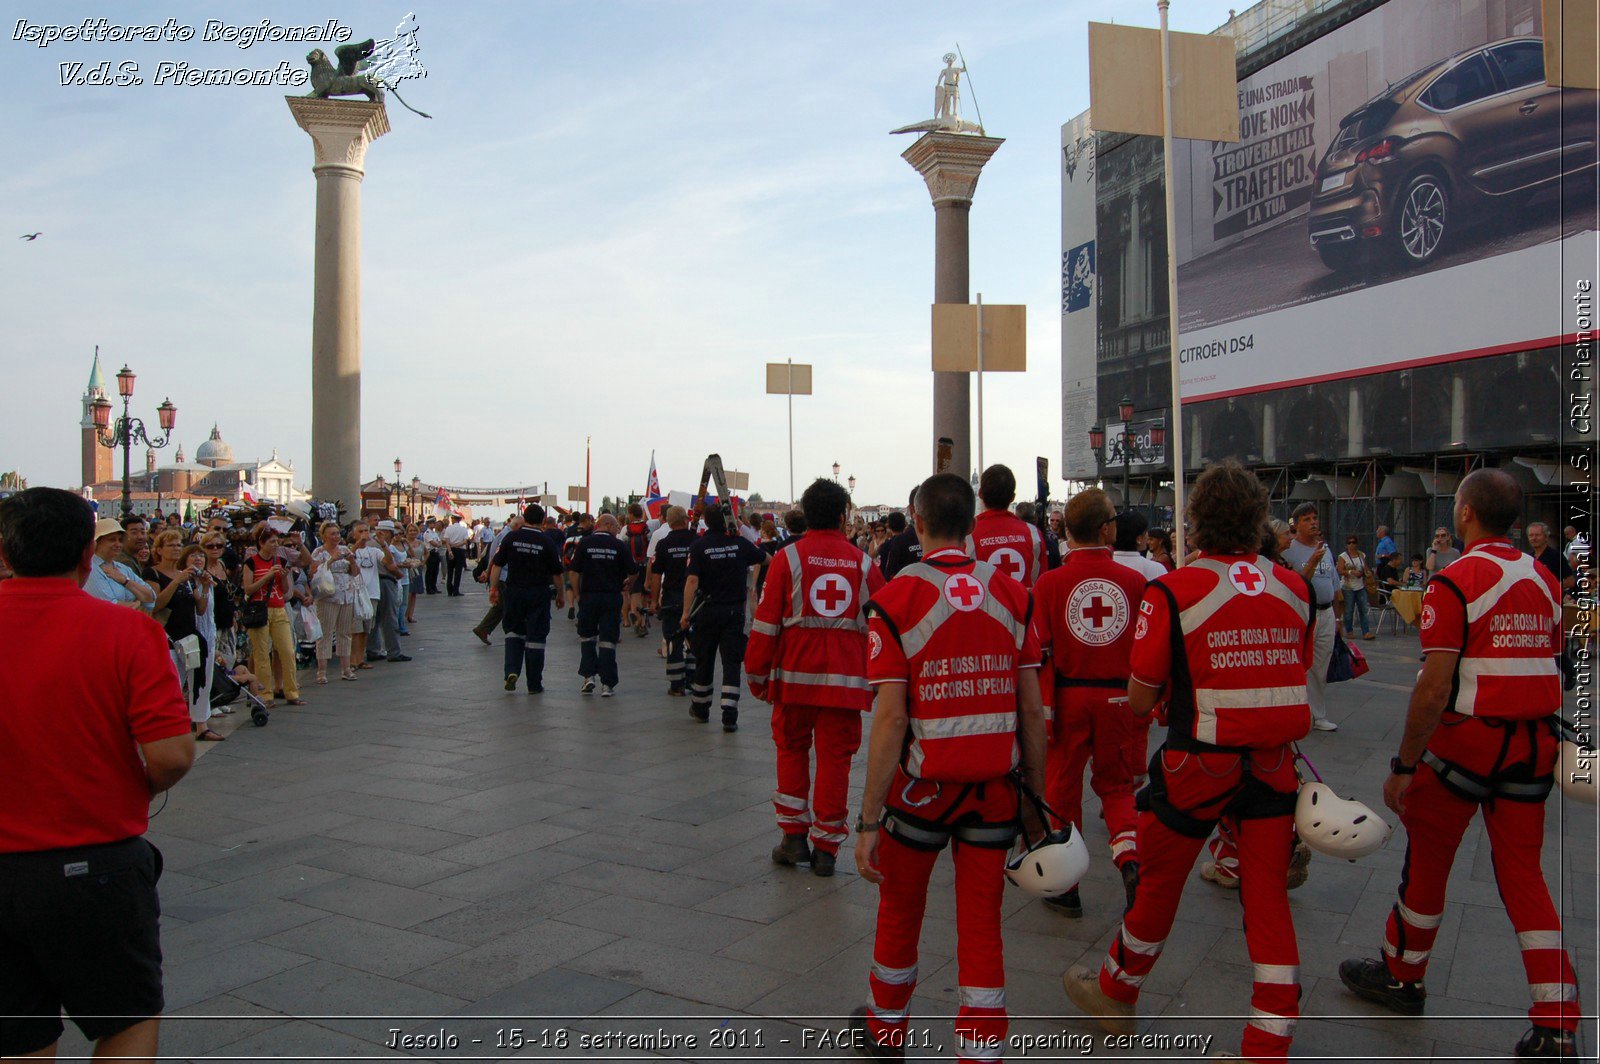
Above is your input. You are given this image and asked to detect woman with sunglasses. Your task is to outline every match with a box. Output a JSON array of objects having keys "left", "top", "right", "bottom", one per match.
[
  {"left": 311, "top": 521, "right": 359, "bottom": 682},
  {"left": 1336, "top": 534, "right": 1375, "bottom": 640},
  {"left": 200, "top": 533, "right": 238, "bottom": 666},
  {"left": 146, "top": 533, "right": 222, "bottom": 739}
]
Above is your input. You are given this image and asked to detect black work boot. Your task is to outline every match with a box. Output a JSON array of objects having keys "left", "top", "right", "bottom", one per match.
[
  {"left": 1120, "top": 861, "right": 1140, "bottom": 912},
  {"left": 1515, "top": 1025, "right": 1577, "bottom": 1059},
  {"left": 771, "top": 833, "right": 811, "bottom": 867},
  {"left": 812, "top": 849, "right": 836, "bottom": 877},
  {"left": 1338, "top": 957, "right": 1426, "bottom": 1015},
  {"left": 1043, "top": 885, "right": 1083, "bottom": 918},
  {"left": 849, "top": 1006, "right": 905, "bottom": 1060}
]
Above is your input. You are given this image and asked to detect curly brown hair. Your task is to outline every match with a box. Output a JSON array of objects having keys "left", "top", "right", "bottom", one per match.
[{"left": 1187, "top": 460, "right": 1268, "bottom": 555}]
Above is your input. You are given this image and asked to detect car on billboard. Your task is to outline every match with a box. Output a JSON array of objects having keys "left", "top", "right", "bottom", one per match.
[{"left": 1307, "top": 36, "right": 1597, "bottom": 271}]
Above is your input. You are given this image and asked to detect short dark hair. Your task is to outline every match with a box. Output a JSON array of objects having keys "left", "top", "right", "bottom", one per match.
[
  {"left": 703, "top": 507, "right": 727, "bottom": 534},
  {"left": 0, "top": 488, "right": 95, "bottom": 577},
  {"left": 917, "top": 473, "right": 976, "bottom": 540},
  {"left": 1411, "top": 553, "right": 1425, "bottom": 564},
  {"left": 1065, "top": 489, "right": 1115, "bottom": 544},
  {"left": 1015, "top": 501, "right": 1036, "bottom": 523},
  {"left": 907, "top": 487, "right": 918, "bottom": 512},
  {"left": 1457, "top": 468, "right": 1521, "bottom": 536},
  {"left": 1290, "top": 502, "right": 1319, "bottom": 523},
  {"left": 978, "top": 464, "right": 1016, "bottom": 510},
  {"left": 784, "top": 508, "right": 807, "bottom": 535},
  {"left": 801, "top": 478, "right": 849, "bottom": 532},
  {"left": 1114, "top": 510, "right": 1149, "bottom": 552},
  {"left": 1188, "top": 460, "right": 1269, "bottom": 555},
  {"left": 121, "top": 513, "right": 146, "bottom": 530},
  {"left": 523, "top": 504, "right": 545, "bottom": 524},
  {"left": 626, "top": 502, "right": 644, "bottom": 519},
  {"left": 886, "top": 511, "right": 907, "bottom": 534}
]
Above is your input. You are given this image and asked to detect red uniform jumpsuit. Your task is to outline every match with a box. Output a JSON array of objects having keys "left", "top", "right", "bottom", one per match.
[
  {"left": 1031, "top": 546, "right": 1146, "bottom": 867},
  {"left": 746, "top": 530, "right": 884, "bottom": 855},
  {"left": 864, "top": 549, "right": 1040, "bottom": 1062},
  {"left": 1099, "top": 554, "right": 1313, "bottom": 1062},
  {"left": 966, "top": 509, "right": 1046, "bottom": 589},
  {"left": 1382, "top": 539, "right": 1577, "bottom": 1031}
]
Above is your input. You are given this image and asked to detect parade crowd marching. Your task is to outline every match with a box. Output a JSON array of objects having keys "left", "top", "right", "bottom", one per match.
[{"left": 0, "top": 456, "right": 1589, "bottom": 1062}]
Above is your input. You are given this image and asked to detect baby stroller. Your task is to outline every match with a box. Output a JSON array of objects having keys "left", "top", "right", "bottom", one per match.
[{"left": 210, "top": 660, "right": 270, "bottom": 727}]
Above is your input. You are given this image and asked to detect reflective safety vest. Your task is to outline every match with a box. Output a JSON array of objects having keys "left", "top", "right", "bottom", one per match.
[
  {"left": 867, "top": 550, "right": 1039, "bottom": 782},
  {"left": 745, "top": 529, "right": 883, "bottom": 712},
  {"left": 966, "top": 510, "right": 1046, "bottom": 588},
  {"left": 1134, "top": 555, "right": 1313, "bottom": 751},
  {"left": 1422, "top": 541, "right": 1562, "bottom": 720}
]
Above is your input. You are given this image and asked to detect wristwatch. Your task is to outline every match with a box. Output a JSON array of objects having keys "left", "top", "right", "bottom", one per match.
[
  {"left": 854, "top": 814, "right": 881, "bottom": 833},
  {"left": 1390, "top": 756, "right": 1416, "bottom": 775}
]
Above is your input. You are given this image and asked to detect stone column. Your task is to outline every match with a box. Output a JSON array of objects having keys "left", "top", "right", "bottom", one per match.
[
  {"left": 286, "top": 97, "right": 390, "bottom": 513},
  {"left": 902, "top": 132, "right": 1004, "bottom": 475}
]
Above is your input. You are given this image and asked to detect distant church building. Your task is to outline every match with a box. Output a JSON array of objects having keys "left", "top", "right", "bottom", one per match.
[{"left": 80, "top": 352, "right": 307, "bottom": 516}]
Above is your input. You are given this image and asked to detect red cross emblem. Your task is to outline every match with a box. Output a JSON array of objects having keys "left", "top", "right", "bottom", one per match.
[
  {"left": 809, "top": 573, "right": 852, "bottom": 618},
  {"left": 944, "top": 573, "right": 985, "bottom": 612},
  {"left": 1229, "top": 562, "right": 1265, "bottom": 596},
  {"left": 990, "top": 546, "right": 1026, "bottom": 583},
  {"left": 1067, "top": 578, "right": 1128, "bottom": 645}
]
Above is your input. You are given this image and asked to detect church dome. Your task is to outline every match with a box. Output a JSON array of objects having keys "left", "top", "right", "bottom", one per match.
[{"left": 195, "top": 423, "right": 234, "bottom": 467}]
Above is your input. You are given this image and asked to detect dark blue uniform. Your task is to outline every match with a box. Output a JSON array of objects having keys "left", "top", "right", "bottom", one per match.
[
  {"left": 492, "top": 527, "right": 565, "bottom": 690},
  {"left": 653, "top": 528, "right": 698, "bottom": 694},
  {"left": 570, "top": 532, "right": 638, "bottom": 690},
  {"left": 879, "top": 527, "right": 923, "bottom": 580},
  {"left": 685, "top": 532, "right": 766, "bottom": 727}
]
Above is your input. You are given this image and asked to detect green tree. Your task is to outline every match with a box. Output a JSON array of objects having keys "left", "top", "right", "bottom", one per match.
[{"left": 748, "top": 492, "right": 764, "bottom": 505}]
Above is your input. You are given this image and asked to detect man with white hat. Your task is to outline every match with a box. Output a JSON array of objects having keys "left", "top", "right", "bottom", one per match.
[
  {"left": 83, "top": 519, "right": 154, "bottom": 609},
  {"left": 372, "top": 521, "right": 411, "bottom": 663}
]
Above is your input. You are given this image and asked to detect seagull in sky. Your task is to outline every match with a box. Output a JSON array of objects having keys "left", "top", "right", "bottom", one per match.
[{"left": 19, "top": 233, "right": 41, "bottom": 241}]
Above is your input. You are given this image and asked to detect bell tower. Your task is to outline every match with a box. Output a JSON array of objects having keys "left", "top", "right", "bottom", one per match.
[{"left": 80, "top": 348, "right": 112, "bottom": 488}]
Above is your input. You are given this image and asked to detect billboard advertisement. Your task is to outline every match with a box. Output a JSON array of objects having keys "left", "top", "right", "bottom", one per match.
[
  {"left": 1061, "top": 112, "right": 1100, "bottom": 479},
  {"left": 1172, "top": 0, "right": 1597, "bottom": 402}
]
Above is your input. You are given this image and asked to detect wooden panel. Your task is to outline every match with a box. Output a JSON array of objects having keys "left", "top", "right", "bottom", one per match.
[
  {"left": 567, "top": 485, "right": 587, "bottom": 502},
  {"left": 1545, "top": 0, "right": 1598, "bottom": 89},
  {"left": 931, "top": 303, "right": 1027, "bottom": 372},
  {"left": 1088, "top": 22, "right": 1241, "bottom": 142},
  {"left": 726, "top": 470, "right": 750, "bottom": 491},
  {"left": 765, "top": 362, "right": 813, "bottom": 394}
]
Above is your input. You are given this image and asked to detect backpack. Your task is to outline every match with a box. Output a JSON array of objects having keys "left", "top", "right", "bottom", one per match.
[{"left": 627, "top": 522, "right": 650, "bottom": 565}]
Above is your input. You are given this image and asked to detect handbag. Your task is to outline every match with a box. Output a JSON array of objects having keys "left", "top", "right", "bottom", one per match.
[
  {"left": 1347, "top": 638, "right": 1370, "bottom": 679},
  {"left": 173, "top": 634, "right": 203, "bottom": 670},
  {"left": 352, "top": 590, "right": 375, "bottom": 623},
  {"left": 242, "top": 599, "right": 269, "bottom": 629},
  {"left": 1327, "top": 630, "right": 1355, "bottom": 684}
]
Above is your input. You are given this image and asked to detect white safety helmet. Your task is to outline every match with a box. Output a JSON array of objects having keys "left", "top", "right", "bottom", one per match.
[
  {"left": 1295, "top": 782, "right": 1391, "bottom": 861},
  {"left": 1005, "top": 825, "right": 1090, "bottom": 897},
  {"left": 1558, "top": 742, "right": 1598, "bottom": 805}
]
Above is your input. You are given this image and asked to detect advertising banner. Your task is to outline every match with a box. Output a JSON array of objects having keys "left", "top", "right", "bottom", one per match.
[
  {"left": 1061, "top": 112, "right": 1100, "bottom": 479},
  {"left": 1172, "top": 0, "right": 1596, "bottom": 402}
]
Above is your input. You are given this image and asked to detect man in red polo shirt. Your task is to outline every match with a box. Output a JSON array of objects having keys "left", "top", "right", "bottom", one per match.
[
  {"left": 966, "top": 464, "right": 1047, "bottom": 589},
  {"left": 0, "top": 488, "right": 194, "bottom": 1063}
]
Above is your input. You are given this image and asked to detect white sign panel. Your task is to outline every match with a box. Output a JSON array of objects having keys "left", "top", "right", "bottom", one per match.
[{"left": 1061, "top": 111, "right": 1100, "bottom": 479}]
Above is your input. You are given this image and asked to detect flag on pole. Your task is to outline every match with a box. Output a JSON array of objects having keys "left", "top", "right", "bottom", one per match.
[
  {"left": 644, "top": 451, "right": 666, "bottom": 519},
  {"left": 434, "top": 486, "right": 453, "bottom": 515},
  {"left": 239, "top": 482, "right": 258, "bottom": 505}
]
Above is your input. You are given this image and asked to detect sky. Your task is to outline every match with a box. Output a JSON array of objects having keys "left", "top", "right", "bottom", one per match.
[{"left": 2, "top": 0, "right": 1241, "bottom": 507}]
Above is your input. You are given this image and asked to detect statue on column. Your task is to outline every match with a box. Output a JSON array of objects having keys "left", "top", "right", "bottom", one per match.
[
  {"left": 892, "top": 52, "right": 985, "bottom": 135},
  {"left": 303, "top": 14, "right": 432, "bottom": 118}
]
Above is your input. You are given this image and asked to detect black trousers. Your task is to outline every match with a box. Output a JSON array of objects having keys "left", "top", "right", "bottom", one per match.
[
  {"left": 689, "top": 602, "right": 747, "bottom": 724},
  {"left": 577, "top": 592, "right": 622, "bottom": 688},
  {"left": 425, "top": 551, "right": 441, "bottom": 593},
  {"left": 503, "top": 584, "right": 554, "bottom": 685},
  {"left": 659, "top": 594, "right": 695, "bottom": 692},
  {"left": 446, "top": 548, "right": 467, "bottom": 595}
]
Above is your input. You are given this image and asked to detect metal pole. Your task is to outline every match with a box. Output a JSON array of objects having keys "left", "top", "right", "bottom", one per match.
[
  {"left": 976, "top": 293, "right": 985, "bottom": 477},
  {"left": 120, "top": 402, "right": 131, "bottom": 520},
  {"left": 787, "top": 359, "right": 795, "bottom": 503},
  {"left": 1159, "top": 0, "right": 1187, "bottom": 564},
  {"left": 1122, "top": 429, "right": 1131, "bottom": 513}
]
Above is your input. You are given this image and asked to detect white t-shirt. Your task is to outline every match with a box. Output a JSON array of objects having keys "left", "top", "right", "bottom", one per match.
[
  {"left": 353, "top": 545, "right": 385, "bottom": 599},
  {"left": 1113, "top": 549, "right": 1168, "bottom": 582},
  {"left": 441, "top": 522, "right": 471, "bottom": 548},
  {"left": 1338, "top": 551, "right": 1368, "bottom": 591},
  {"left": 477, "top": 524, "right": 494, "bottom": 544}
]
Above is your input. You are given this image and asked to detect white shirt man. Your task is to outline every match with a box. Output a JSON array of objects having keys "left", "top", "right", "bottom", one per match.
[{"left": 441, "top": 519, "right": 471, "bottom": 549}]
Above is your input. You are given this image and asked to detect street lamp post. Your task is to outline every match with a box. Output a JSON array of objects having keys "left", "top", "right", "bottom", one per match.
[
  {"left": 832, "top": 462, "right": 841, "bottom": 483},
  {"left": 393, "top": 457, "right": 403, "bottom": 519},
  {"left": 91, "top": 362, "right": 177, "bottom": 519},
  {"left": 1088, "top": 396, "right": 1166, "bottom": 517},
  {"left": 410, "top": 476, "right": 420, "bottom": 519}
]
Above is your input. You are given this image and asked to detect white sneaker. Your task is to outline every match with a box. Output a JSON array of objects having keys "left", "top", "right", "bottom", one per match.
[
  {"left": 1312, "top": 718, "right": 1339, "bottom": 732},
  {"left": 580, "top": 678, "right": 596, "bottom": 694},
  {"left": 600, "top": 685, "right": 614, "bottom": 698}
]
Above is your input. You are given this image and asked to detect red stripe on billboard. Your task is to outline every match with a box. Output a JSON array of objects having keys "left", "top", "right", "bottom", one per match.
[{"left": 1182, "top": 333, "right": 1577, "bottom": 405}]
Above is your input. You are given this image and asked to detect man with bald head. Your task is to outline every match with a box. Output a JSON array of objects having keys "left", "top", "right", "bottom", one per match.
[
  {"left": 569, "top": 512, "right": 637, "bottom": 697},
  {"left": 1341, "top": 469, "right": 1578, "bottom": 1060}
]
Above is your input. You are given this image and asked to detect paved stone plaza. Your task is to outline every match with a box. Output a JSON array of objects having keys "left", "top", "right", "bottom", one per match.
[{"left": 60, "top": 590, "right": 1596, "bottom": 1062}]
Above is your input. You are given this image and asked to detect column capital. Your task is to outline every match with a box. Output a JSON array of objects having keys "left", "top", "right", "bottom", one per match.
[
  {"left": 286, "top": 97, "right": 390, "bottom": 175},
  {"left": 901, "top": 132, "right": 1005, "bottom": 207}
]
